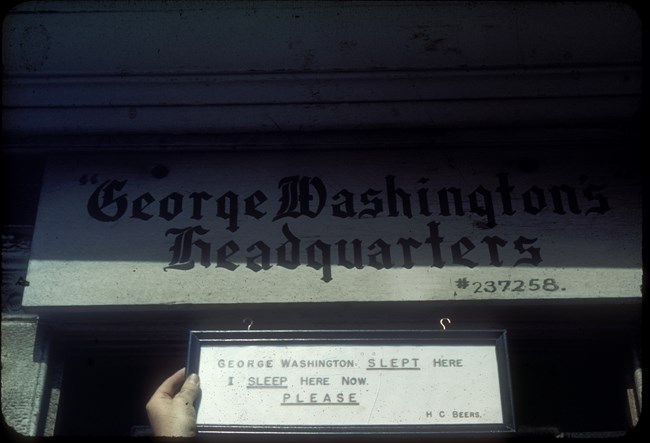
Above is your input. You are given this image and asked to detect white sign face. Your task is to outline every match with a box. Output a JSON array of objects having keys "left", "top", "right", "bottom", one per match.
[
  {"left": 196, "top": 343, "right": 505, "bottom": 427},
  {"left": 23, "top": 148, "right": 642, "bottom": 307}
]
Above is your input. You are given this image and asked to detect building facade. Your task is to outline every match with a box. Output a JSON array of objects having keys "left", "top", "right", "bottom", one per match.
[{"left": 2, "top": 1, "right": 643, "bottom": 438}]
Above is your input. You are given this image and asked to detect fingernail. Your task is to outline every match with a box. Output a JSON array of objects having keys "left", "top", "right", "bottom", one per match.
[{"left": 187, "top": 373, "right": 200, "bottom": 384}]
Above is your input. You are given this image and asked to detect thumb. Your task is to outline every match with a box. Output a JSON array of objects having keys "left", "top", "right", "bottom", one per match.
[{"left": 176, "top": 373, "right": 200, "bottom": 404}]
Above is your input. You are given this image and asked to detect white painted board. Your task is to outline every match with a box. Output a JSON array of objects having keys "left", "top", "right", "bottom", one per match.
[
  {"left": 196, "top": 343, "right": 503, "bottom": 426},
  {"left": 23, "top": 148, "right": 642, "bottom": 307}
]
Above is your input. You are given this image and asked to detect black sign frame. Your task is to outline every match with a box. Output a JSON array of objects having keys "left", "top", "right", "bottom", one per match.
[{"left": 186, "top": 329, "right": 515, "bottom": 437}]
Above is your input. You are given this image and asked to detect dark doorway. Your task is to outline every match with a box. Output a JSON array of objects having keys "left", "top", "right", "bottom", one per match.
[{"left": 53, "top": 342, "right": 185, "bottom": 436}]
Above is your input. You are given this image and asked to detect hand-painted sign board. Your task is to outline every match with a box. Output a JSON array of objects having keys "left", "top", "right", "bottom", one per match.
[{"left": 23, "top": 148, "right": 641, "bottom": 308}]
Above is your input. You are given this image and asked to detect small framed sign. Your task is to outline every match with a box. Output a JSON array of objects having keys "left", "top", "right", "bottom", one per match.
[{"left": 187, "top": 329, "right": 514, "bottom": 436}]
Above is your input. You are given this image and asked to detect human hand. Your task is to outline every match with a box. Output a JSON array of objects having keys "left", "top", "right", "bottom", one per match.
[{"left": 146, "top": 368, "right": 201, "bottom": 437}]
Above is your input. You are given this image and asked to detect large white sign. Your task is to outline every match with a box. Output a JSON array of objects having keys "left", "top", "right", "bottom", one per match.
[{"left": 23, "top": 148, "right": 642, "bottom": 307}]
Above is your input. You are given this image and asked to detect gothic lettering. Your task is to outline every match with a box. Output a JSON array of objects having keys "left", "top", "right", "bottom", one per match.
[
  {"left": 132, "top": 192, "right": 155, "bottom": 220},
  {"left": 416, "top": 178, "right": 432, "bottom": 216},
  {"left": 451, "top": 237, "right": 478, "bottom": 268},
  {"left": 496, "top": 172, "right": 516, "bottom": 216},
  {"left": 247, "top": 241, "right": 271, "bottom": 272},
  {"left": 358, "top": 188, "right": 383, "bottom": 218},
  {"left": 216, "top": 240, "right": 240, "bottom": 271},
  {"left": 336, "top": 239, "right": 363, "bottom": 269},
  {"left": 332, "top": 189, "right": 356, "bottom": 218},
  {"left": 523, "top": 186, "right": 546, "bottom": 214},
  {"left": 367, "top": 239, "right": 393, "bottom": 270},
  {"left": 583, "top": 184, "right": 610, "bottom": 215},
  {"left": 277, "top": 223, "right": 300, "bottom": 269},
  {"left": 190, "top": 191, "right": 212, "bottom": 220},
  {"left": 244, "top": 190, "right": 267, "bottom": 219},
  {"left": 386, "top": 175, "right": 412, "bottom": 218},
  {"left": 437, "top": 187, "right": 464, "bottom": 217},
  {"left": 87, "top": 173, "right": 611, "bottom": 228},
  {"left": 306, "top": 240, "right": 332, "bottom": 282},
  {"left": 217, "top": 191, "right": 239, "bottom": 232},
  {"left": 87, "top": 179, "right": 128, "bottom": 222},
  {"left": 481, "top": 236, "right": 508, "bottom": 267},
  {"left": 425, "top": 221, "right": 445, "bottom": 268},
  {"left": 513, "top": 236, "right": 542, "bottom": 267},
  {"left": 274, "top": 176, "right": 326, "bottom": 220},
  {"left": 468, "top": 186, "right": 496, "bottom": 228},
  {"left": 82, "top": 171, "right": 618, "bottom": 283},
  {"left": 164, "top": 225, "right": 211, "bottom": 271},
  {"left": 549, "top": 185, "right": 581, "bottom": 215},
  {"left": 160, "top": 221, "right": 546, "bottom": 281},
  {"left": 159, "top": 192, "right": 183, "bottom": 221},
  {"left": 396, "top": 238, "right": 422, "bottom": 269}
]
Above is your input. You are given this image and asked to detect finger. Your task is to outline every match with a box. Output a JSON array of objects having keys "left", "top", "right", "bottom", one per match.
[
  {"left": 152, "top": 368, "right": 186, "bottom": 399},
  {"left": 176, "top": 373, "right": 201, "bottom": 404}
]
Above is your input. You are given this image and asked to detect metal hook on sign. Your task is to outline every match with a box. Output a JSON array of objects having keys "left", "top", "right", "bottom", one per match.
[
  {"left": 439, "top": 318, "right": 452, "bottom": 331},
  {"left": 243, "top": 317, "right": 254, "bottom": 331}
]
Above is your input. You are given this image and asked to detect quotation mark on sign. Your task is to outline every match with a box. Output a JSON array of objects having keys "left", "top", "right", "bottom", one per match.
[
  {"left": 79, "top": 174, "right": 98, "bottom": 185},
  {"left": 455, "top": 278, "right": 470, "bottom": 289}
]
